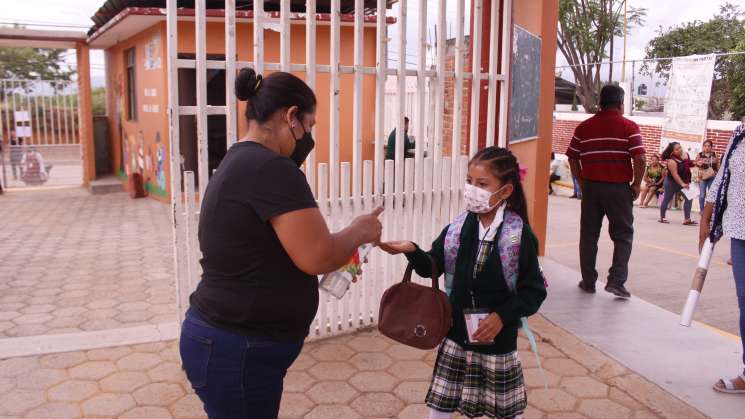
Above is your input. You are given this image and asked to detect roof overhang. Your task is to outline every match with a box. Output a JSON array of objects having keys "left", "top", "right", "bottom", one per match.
[
  {"left": 88, "top": 7, "right": 396, "bottom": 49},
  {"left": 0, "top": 28, "right": 87, "bottom": 49}
]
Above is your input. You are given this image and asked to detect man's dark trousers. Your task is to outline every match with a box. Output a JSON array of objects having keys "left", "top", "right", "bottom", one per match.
[{"left": 580, "top": 181, "right": 634, "bottom": 286}]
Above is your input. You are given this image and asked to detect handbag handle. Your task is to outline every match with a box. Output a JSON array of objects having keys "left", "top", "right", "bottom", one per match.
[{"left": 402, "top": 258, "right": 441, "bottom": 291}]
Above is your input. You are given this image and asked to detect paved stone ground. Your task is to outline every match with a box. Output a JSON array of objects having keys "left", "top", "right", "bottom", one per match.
[
  {"left": 0, "top": 316, "right": 705, "bottom": 419},
  {"left": 0, "top": 188, "right": 175, "bottom": 338},
  {"left": 546, "top": 190, "right": 739, "bottom": 337}
]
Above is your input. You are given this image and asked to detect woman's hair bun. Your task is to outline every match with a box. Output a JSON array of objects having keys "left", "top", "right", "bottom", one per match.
[{"left": 235, "top": 67, "right": 262, "bottom": 101}]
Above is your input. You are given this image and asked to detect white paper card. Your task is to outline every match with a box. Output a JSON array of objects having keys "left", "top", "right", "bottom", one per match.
[
  {"left": 464, "top": 312, "right": 489, "bottom": 343},
  {"left": 682, "top": 183, "right": 699, "bottom": 201}
]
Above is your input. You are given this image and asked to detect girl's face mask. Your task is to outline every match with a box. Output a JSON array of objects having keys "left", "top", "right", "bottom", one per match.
[{"left": 463, "top": 183, "right": 507, "bottom": 214}]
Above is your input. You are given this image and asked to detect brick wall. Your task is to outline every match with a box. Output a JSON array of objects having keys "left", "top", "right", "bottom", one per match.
[
  {"left": 442, "top": 37, "right": 472, "bottom": 156},
  {"left": 552, "top": 114, "right": 737, "bottom": 158}
]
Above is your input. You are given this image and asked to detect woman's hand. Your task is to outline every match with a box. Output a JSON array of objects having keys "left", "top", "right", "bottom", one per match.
[
  {"left": 472, "top": 313, "right": 503, "bottom": 343},
  {"left": 350, "top": 207, "right": 384, "bottom": 244},
  {"left": 379, "top": 241, "right": 416, "bottom": 255},
  {"left": 699, "top": 202, "right": 714, "bottom": 252}
]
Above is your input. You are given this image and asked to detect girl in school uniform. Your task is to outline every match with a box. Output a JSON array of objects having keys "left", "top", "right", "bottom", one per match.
[{"left": 381, "top": 146, "right": 547, "bottom": 419}]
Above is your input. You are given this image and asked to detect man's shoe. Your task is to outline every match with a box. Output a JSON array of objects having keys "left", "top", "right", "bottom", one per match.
[
  {"left": 605, "top": 283, "right": 631, "bottom": 299},
  {"left": 578, "top": 281, "right": 596, "bottom": 294}
]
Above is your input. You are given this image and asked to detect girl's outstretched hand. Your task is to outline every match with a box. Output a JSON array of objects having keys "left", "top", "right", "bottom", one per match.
[{"left": 379, "top": 241, "right": 416, "bottom": 255}]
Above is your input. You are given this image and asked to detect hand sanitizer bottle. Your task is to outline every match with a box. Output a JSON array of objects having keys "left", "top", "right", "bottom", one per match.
[{"left": 319, "top": 243, "right": 373, "bottom": 299}]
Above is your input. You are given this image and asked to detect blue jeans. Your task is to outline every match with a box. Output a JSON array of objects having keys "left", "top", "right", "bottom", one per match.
[
  {"left": 732, "top": 239, "right": 745, "bottom": 376},
  {"left": 179, "top": 308, "right": 304, "bottom": 419},
  {"left": 660, "top": 177, "right": 692, "bottom": 221},
  {"left": 698, "top": 178, "right": 715, "bottom": 213}
]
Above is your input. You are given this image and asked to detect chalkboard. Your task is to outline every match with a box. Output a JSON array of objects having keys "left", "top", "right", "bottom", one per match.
[{"left": 509, "top": 25, "right": 542, "bottom": 144}]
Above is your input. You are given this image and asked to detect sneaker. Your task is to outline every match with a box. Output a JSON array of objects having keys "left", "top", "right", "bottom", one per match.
[
  {"left": 578, "top": 281, "right": 596, "bottom": 294},
  {"left": 605, "top": 283, "right": 631, "bottom": 299}
]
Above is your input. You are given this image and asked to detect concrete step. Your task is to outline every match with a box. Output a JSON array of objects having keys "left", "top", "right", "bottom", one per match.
[{"left": 89, "top": 176, "right": 124, "bottom": 195}]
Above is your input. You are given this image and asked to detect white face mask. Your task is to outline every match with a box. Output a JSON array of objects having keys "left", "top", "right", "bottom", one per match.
[{"left": 464, "top": 183, "right": 505, "bottom": 214}]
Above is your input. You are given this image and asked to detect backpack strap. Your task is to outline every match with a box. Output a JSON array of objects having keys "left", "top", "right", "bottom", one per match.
[
  {"left": 497, "top": 210, "right": 523, "bottom": 292},
  {"left": 443, "top": 212, "right": 468, "bottom": 296},
  {"left": 497, "top": 210, "right": 548, "bottom": 389}
]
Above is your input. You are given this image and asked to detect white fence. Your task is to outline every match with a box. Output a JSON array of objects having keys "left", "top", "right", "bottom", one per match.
[
  {"left": 169, "top": 0, "right": 512, "bottom": 340},
  {"left": 0, "top": 79, "right": 82, "bottom": 189}
]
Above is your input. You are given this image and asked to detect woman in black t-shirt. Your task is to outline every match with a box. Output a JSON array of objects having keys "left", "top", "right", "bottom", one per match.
[{"left": 180, "top": 68, "right": 383, "bottom": 419}]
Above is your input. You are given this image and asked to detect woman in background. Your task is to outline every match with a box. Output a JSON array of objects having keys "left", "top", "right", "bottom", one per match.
[
  {"left": 659, "top": 142, "right": 695, "bottom": 225},
  {"left": 696, "top": 140, "right": 719, "bottom": 213},
  {"left": 639, "top": 154, "right": 665, "bottom": 208}
]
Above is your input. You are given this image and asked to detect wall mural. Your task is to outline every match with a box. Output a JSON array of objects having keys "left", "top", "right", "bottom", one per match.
[
  {"left": 137, "top": 131, "right": 145, "bottom": 174},
  {"left": 144, "top": 31, "right": 162, "bottom": 70},
  {"left": 128, "top": 134, "right": 137, "bottom": 176},
  {"left": 121, "top": 131, "right": 130, "bottom": 176},
  {"left": 155, "top": 132, "right": 166, "bottom": 193}
]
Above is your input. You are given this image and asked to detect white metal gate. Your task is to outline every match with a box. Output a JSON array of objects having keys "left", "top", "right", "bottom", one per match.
[
  {"left": 169, "top": 0, "right": 512, "bottom": 340},
  {"left": 0, "top": 79, "right": 82, "bottom": 189}
]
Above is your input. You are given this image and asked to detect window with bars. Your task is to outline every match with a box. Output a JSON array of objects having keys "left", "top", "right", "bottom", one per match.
[{"left": 125, "top": 48, "right": 137, "bottom": 121}]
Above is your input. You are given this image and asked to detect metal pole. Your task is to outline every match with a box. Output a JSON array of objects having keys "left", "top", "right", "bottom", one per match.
[
  {"left": 166, "top": 0, "right": 185, "bottom": 325},
  {"left": 32, "top": 82, "right": 42, "bottom": 145},
  {"left": 352, "top": 0, "right": 364, "bottom": 202},
  {"left": 305, "top": 0, "right": 317, "bottom": 196},
  {"left": 395, "top": 0, "right": 407, "bottom": 196},
  {"left": 374, "top": 0, "right": 386, "bottom": 195},
  {"left": 225, "top": 0, "right": 237, "bottom": 148},
  {"left": 621, "top": 0, "right": 628, "bottom": 83},
  {"left": 468, "top": 0, "right": 484, "bottom": 158},
  {"left": 280, "top": 0, "right": 291, "bottom": 72},
  {"left": 253, "top": 0, "right": 265, "bottom": 75},
  {"left": 55, "top": 82, "right": 63, "bottom": 145},
  {"left": 630, "top": 60, "right": 636, "bottom": 116},
  {"left": 195, "top": 0, "right": 208, "bottom": 201},
  {"left": 498, "top": 0, "right": 512, "bottom": 148},
  {"left": 329, "top": 0, "right": 340, "bottom": 219}
]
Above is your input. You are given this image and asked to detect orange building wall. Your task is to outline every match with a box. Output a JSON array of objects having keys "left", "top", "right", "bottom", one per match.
[
  {"left": 507, "top": 0, "right": 558, "bottom": 254},
  {"left": 175, "top": 21, "right": 379, "bottom": 167},
  {"left": 105, "top": 22, "right": 170, "bottom": 202},
  {"left": 106, "top": 20, "right": 381, "bottom": 202}
]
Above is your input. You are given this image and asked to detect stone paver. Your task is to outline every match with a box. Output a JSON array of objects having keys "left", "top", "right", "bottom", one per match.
[
  {"left": 0, "top": 189, "right": 174, "bottom": 337},
  {"left": 0, "top": 316, "right": 707, "bottom": 418}
]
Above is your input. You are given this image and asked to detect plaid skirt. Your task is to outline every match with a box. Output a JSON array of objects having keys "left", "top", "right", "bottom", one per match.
[{"left": 425, "top": 338, "right": 527, "bottom": 419}]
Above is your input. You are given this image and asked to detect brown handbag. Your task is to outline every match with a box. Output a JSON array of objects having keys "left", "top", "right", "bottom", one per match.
[{"left": 378, "top": 260, "right": 452, "bottom": 350}]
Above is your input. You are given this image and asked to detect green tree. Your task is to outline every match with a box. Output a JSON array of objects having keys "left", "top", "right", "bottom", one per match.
[
  {"left": 732, "top": 38, "right": 745, "bottom": 120},
  {"left": 0, "top": 47, "right": 74, "bottom": 80},
  {"left": 557, "top": 0, "right": 646, "bottom": 112},
  {"left": 643, "top": 3, "right": 745, "bottom": 120}
]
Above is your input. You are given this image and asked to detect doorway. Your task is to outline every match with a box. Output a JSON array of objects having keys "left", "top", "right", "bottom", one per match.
[{"left": 177, "top": 54, "right": 228, "bottom": 190}]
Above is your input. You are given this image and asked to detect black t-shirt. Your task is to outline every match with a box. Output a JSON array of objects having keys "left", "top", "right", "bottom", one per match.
[{"left": 190, "top": 141, "right": 319, "bottom": 342}]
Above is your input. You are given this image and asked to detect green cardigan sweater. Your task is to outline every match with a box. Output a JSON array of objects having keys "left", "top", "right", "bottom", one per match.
[{"left": 405, "top": 212, "right": 547, "bottom": 355}]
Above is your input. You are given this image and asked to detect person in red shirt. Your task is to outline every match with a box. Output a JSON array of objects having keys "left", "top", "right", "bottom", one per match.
[{"left": 566, "top": 85, "right": 647, "bottom": 298}]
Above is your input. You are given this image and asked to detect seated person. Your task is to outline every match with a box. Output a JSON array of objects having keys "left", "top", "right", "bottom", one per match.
[{"left": 639, "top": 154, "right": 665, "bottom": 208}]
